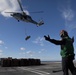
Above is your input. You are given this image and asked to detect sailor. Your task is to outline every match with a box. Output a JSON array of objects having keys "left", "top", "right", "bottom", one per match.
[{"left": 44, "top": 30, "right": 76, "bottom": 75}]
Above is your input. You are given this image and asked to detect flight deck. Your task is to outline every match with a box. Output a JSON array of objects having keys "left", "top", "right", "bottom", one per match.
[{"left": 0, "top": 61, "right": 75, "bottom": 75}]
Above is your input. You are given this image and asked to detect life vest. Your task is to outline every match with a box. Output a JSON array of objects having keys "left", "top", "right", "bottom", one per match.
[{"left": 60, "top": 37, "right": 74, "bottom": 57}]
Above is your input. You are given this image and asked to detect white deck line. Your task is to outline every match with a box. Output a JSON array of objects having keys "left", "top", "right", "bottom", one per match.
[{"left": 18, "top": 67, "right": 50, "bottom": 75}]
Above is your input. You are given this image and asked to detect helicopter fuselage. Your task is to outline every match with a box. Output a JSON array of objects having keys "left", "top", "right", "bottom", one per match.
[
  {"left": 11, "top": 13, "right": 30, "bottom": 22},
  {"left": 5, "top": 0, "right": 44, "bottom": 26},
  {"left": 10, "top": 12, "right": 44, "bottom": 26}
]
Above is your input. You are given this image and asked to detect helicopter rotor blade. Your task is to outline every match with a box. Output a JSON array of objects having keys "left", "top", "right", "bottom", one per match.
[
  {"left": 17, "top": 0, "right": 25, "bottom": 13},
  {"left": 30, "top": 11, "right": 44, "bottom": 13},
  {"left": 5, "top": 11, "right": 22, "bottom": 13},
  {"left": 5, "top": 12, "right": 15, "bottom": 13}
]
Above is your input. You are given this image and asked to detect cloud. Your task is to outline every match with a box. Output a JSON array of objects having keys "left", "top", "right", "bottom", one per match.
[
  {"left": 5, "top": 47, "right": 8, "bottom": 49},
  {"left": 38, "top": 49, "right": 45, "bottom": 53},
  {"left": 20, "top": 47, "right": 26, "bottom": 51},
  {"left": 26, "top": 51, "right": 35, "bottom": 56},
  {"left": 61, "top": 8, "right": 74, "bottom": 21},
  {"left": 0, "top": 40, "right": 4, "bottom": 46},
  {"left": 0, "top": 53, "right": 3, "bottom": 56},
  {"left": 0, "top": 50, "right": 3, "bottom": 53},
  {"left": 0, "top": 0, "right": 19, "bottom": 17},
  {"left": 33, "top": 37, "right": 45, "bottom": 46},
  {"left": 59, "top": 0, "right": 76, "bottom": 32},
  {"left": 19, "top": 52, "right": 25, "bottom": 55},
  {"left": 0, "top": 0, "right": 29, "bottom": 17},
  {"left": 0, "top": 50, "right": 3, "bottom": 56},
  {"left": 19, "top": 47, "right": 26, "bottom": 56}
]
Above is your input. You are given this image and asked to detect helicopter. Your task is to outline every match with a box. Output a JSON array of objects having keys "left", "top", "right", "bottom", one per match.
[{"left": 5, "top": 0, "right": 44, "bottom": 27}]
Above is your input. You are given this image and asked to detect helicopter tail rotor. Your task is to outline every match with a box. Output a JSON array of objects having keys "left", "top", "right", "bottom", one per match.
[{"left": 37, "top": 20, "right": 44, "bottom": 26}]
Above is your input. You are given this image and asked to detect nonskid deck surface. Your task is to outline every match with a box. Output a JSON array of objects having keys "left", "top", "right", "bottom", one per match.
[{"left": 0, "top": 61, "right": 76, "bottom": 75}]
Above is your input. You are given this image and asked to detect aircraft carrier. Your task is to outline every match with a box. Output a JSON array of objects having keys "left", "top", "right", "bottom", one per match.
[{"left": 0, "top": 60, "right": 76, "bottom": 75}]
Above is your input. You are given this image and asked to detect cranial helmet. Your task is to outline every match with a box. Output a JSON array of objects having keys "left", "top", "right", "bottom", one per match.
[{"left": 60, "top": 30, "right": 68, "bottom": 38}]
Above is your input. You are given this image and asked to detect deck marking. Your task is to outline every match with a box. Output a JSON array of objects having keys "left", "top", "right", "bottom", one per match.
[{"left": 18, "top": 67, "right": 50, "bottom": 75}]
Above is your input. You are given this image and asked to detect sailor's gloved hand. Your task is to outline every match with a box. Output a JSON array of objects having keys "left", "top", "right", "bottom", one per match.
[{"left": 44, "top": 35, "right": 50, "bottom": 41}]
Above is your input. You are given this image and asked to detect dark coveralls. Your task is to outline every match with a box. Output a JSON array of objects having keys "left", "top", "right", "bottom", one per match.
[{"left": 46, "top": 36, "right": 76, "bottom": 75}]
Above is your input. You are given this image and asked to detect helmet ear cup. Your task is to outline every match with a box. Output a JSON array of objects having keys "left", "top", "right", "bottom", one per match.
[
  {"left": 60, "top": 30, "right": 68, "bottom": 38},
  {"left": 60, "top": 33, "right": 64, "bottom": 38}
]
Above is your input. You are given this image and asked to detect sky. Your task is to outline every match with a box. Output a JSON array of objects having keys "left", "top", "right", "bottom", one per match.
[{"left": 0, "top": 0, "right": 76, "bottom": 61}]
